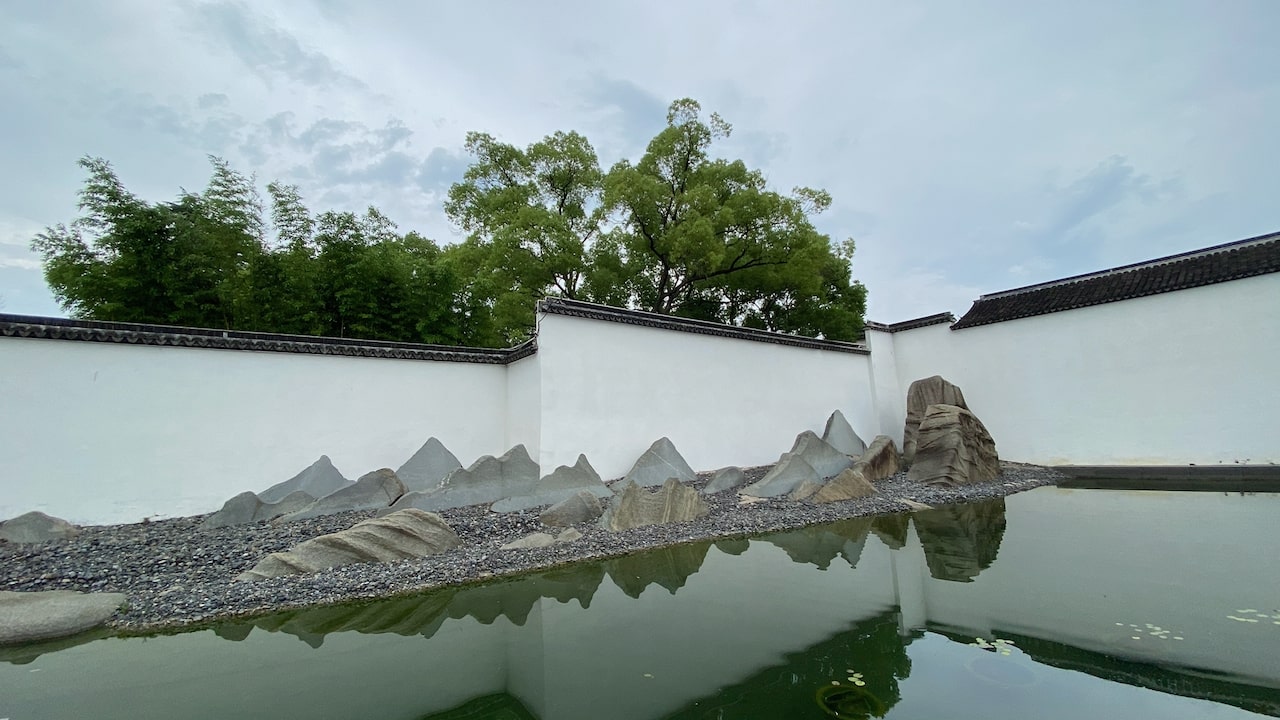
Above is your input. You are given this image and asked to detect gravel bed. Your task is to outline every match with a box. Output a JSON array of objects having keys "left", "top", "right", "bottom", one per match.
[{"left": 0, "top": 463, "right": 1064, "bottom": 635}]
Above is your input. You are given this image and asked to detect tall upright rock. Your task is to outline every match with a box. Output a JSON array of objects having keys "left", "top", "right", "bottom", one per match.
[
  {"left": 395, "top": 438, "right": 463, "bottom": 493},
  {"left": 621, "top": 438, "right": 698, "bottom": 486},
  {"left": 258, "top": 455, "right": 351, "bottom": 504},
  {"left": 907, "top": 404, "right": 999, "bottom": 487},
  {"left": 903, "top": 376, "right": 968, "bottom": 465}
]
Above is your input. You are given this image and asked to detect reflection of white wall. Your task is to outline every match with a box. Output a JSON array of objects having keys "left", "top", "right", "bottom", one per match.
[
  {"left": 908, "top": 488, "right": 1280, "bottom": 690},
  {"left": 0, "top": 338, "right": 508, "bottom": 524},
  {"left": 536, "top": 312, "right": 877, "bottom": 479},
  {"left": 869, "top": 274, "right": 1280, "bottom": 465}
]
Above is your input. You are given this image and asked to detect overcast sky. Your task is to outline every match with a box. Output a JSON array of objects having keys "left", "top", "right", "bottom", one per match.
[{"left": 2, "top": 1, "right": 1276, "bottom": 323}]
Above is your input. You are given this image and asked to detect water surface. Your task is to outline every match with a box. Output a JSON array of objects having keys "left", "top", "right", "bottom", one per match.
[{"left": 2, "top": 487, "right": 1278, "bottom": 719}]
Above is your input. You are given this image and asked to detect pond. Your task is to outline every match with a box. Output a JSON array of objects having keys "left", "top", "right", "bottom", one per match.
[{"left": 2, "top": 486, "right": 1278, "bottom": 719}]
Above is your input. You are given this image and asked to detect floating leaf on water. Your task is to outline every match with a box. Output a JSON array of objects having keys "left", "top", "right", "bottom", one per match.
[
  {"left": 854, "top": 680, "right": 866, "bottom": 686},
  {"left": 1174, "top": 636, "right": 1184, "bottom": 640},
  {"left": 831, "top": 681, "right": 840, "bottom": 686},
  {"left": 1132, "top": 636, "right": 1141, "bottom": 640},
  {"left": 643, "top": 673, "right": 653, "bottom": 678},
  {"left": 1115, "top": 622, "right": 1124, "bottom": 626}
]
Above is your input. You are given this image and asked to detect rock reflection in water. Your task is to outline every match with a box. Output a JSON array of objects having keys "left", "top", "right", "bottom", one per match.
[
  {"left": 870, "top": 513, "right": 909, "bottom": 550},
  {"left": 913, "top": 498, "right": 1007, "bottom": 583},
  {"left": 603, "top": 540, "right": 713, "bottom": 598},
  {"left": 763, "top": 517, "right": 873, "bottom": 570}
]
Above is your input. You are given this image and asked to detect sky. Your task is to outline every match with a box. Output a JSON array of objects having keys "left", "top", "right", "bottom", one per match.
[{"left": 1, "top": 1, "right": 1277, "bottom": 323}]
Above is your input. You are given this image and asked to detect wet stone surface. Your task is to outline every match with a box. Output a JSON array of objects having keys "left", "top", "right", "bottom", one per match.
[{"left": 0, "top": 463, "right": 1063, "bottom": 634}]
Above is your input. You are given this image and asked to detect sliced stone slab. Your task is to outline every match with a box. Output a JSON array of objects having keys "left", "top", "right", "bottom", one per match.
[
  {"left": 501, "top": 532, "right": 556, "bottom": 550},
  {"left": 601, "top": 479, "right": 709, "bottom": 532},
  {"left": 903, "top": 376, "right": 969, "bottom": 465},
  {"left": 491, "top": 454, "right": 611, "bottom": 513},
  {"left": 741, "top": 453, "right": 819, "bottom": 498},
  {"left": 538, "top": 489, "right": 604, "bottom": 527},
  {"left": 237, "top": 508, "right": 461, "bottom": 581},
  {"left": 854, "top": 435, "right": 901, "bottom": 483},
  {"left": 622, "top": 437, "right": 697, "bottom": 486},
  {"left": 386, "top": 445, "right": 539, "bottom": 513},
  {"left": 280, "top": 468, "right": 406, "bottom": 522},
  {"left": 703, "top": 467, "right": 747, "bottom": 495},
  {"left": 0, "top": 590, "right": 127, "bottom": 645},
  {"left": 259, "top": 455, "right": 351, "bottom": 504},
  {"left": 907, "top": 404, "right": 1000, "bottom": 487},
  {"left": 203, "top": 490, "right": 316, "bottom": 529},
  {"left": 822, "top": 410, "right": 867, "bottom": 456},
  {"left": 810, "top": 468, "right": 878, "bottom": 503},
  {"left": 395, "top": 437, "right": 463, "bottom": 493},
  {"left": 556, "top": 528, "right": 583, "bottom": 544},
  {"left": 0, "top": 511, "right": 80, "bottom": 544}
]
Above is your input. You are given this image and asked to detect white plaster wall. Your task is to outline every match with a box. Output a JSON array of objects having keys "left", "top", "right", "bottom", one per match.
[
  {"left": 0, "top": 339, "right": 509, "bottom": 524},
  {"left": 534, "top": 312, "right": 878, "bottom": 480},
  {"left": 880, "top": 274, "right": 1280, "bottom": 465},
  {"left": 503, "top": 354, "right": 541, "bottom": 460}
]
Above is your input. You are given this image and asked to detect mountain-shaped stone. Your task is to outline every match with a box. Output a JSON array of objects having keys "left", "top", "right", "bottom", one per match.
[
  {"left": 907, "top": 404, "right": 999, "bottom": 487},
  {"left": 822, "top": 410, "right": 867, "bottom": 456},
  {"left": 203, "top": 490, "right": 315, "bottom": 529},
  {"left": 259, "top": 455, "right": 351, "bottom": 504},
  {"left": 0, "top": 511, "right": 80, "bottom": 544},
  {"left": 703, "top": 466, "right": 748, "bottom": 494},
  {"left": 538, "top": 489, "right": 604, "bottom": 527},
  {"left": 621, "top": 437, "right": 697, "bottom": 486},
  {"left": 741, "top": 453, "right": 820, "bottom": 498},
  {"left": 491, "top": 454, "right": 612, "bottom": 513},
  {"left": 395, "top": 437, "right": 463, "bottom": 493},
  {"left": 279, "top": 469, "right": 405, "bottom": 522},
  {"left": 236, "top": 509, "right": 460, "bottom": 581},
  {"left": 385, "top": 445, "right": 539, "bottom": 512}
]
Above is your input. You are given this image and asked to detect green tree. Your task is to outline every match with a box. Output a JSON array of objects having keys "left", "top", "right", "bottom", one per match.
[{"left": 444, "top": 130, "right": 604, "bottom": 342}]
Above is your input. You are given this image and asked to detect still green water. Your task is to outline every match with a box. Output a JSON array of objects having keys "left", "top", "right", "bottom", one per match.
[{"left": 3, "top": 487, "right": 1279, "bottom": 719}]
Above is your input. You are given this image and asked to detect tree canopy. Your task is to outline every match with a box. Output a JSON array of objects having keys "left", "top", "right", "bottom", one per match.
[{"left": 33, "top": 99, "right": 866, "bottom": 347}]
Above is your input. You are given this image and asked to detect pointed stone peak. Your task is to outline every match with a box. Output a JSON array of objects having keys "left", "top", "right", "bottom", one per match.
[
  {"left": 789, "top": 431, "right": 854, "bottom": 479},
  {"left": 622, "top": 437, "right": 697, "bottom": 486},
  {"left": 396, "top": 437, "right": 463, "bottom": 493},
  {"left": 822, "top": 410, "right": 867, "bottom": 456},
  {"left": 258, "top": 455, "right": 352, "bottom": 504}
]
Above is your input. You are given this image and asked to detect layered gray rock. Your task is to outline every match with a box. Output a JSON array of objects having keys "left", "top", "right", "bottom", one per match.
[
  {"left": 259, "top": 455, "right": 351, "bottom": 504},
  {"left": 387, "top": 445, "right": 539, "bottom": 513},
  {"left": 903, "top": 376, "right": 968, "bottom": 465},
  {"left": 854, "top": 435, "right": 901, "bottom": 482},
  {"left": 500, "top": 532, "right": 556, "bottom": 550},
  {"left": 741, "top": 453, "right": 819, "bottom": 498},
  {"left": 601, "top": 479, "right": 709, "bottom": 532},
  {"left": 491, "top": 454, "right": 611, "bottom": 513},
  {"left": 907, "top": 404, "right": 1000, "bottom": 487},
  {"left": 622, "top": 437, "right": 697, "bottom": 486},
  {"left": 810, "top": 467, "right": 878, "bottom": 503},
  {"left": 237, "top": 509, "right": 461, "bottom": 581},
  {"left": 0, "top": 511, "right": 80, "bottom": 544},
  {"left": 822, "top": 409, "right": 867, "bottom": 456},
  {"left": 280, "top": 468, "right": 406, "bottom": 522},
  {"left": 395, "top": 437, "right": 462, "bottom": 492},
  {"left": 0, "top": 590, "right": 127, "bottom": 645},
  {"left": 202, "top": 490, "right": 315, "bottom": 529},
  {"left": 538, "top": 489, "right": 604, "bottom": 527},
  {"left": 787, "top": 479, "right": 825, "bottom": 502},
  {"left": 703, "top": 466, "right": 747, "bottom": 494},
  {"left": 790, "top": 430, "right": 855, "bottom": 478}
]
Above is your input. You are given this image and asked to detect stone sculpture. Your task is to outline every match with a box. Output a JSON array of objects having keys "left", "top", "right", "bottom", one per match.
[
  {"left": 601, "top": 479, "right": 709, "bottom": 532},
  {"left": 703, "top": 466, "right": 747, "bottom": 494},
  {"left": 0, "top": 511, "right": 80, "bottom": 544},
  {"left": 822, "top": 409, "right": 867, "bottom": 456},
  {"left": 621, "top": 437, "right": 697, "bottom": 486},
  {"left": 742, "top": 430, "right": 852, "bottom": 498},
  {"left": 809, "top": 468, "right": 878, "bottom": 503},
  {"left": 855, "top": 435, "right": 901, "bottom": 482},
  {"left": 236, "top": 509, "right": 461, "bottom": 581},
  {"left": 903, "top": 375, "right": 968, "bottom": 465},
  {"left": 280, "top": 468, "right": 406, "bottom": 522},
  {"left": 202, "top": 490, "right": 315, "bottom": 529},
  {"left": 0, "top": 590, "right": 127, "bottom": 645},
  {"left": 395, "top": 437, "right": 463, "bottom": 493},
  {"left": 491, "top": 455, "right": 611, "bottom": 513},
  {"left": 386, "top": 445, "right": 539, "bottom": 513},
  {"left": 538, "top": 489, "right": 604, "bottom": 527},
  {"left": 906, "top": 404, "right": 999, "bottom": 487},
  {"left": 258, "top": 455, "right": 351, "bottom": 504}
]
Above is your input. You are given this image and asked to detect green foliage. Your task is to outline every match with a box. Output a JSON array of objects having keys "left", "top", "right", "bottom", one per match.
[{"left": 33, "top": 98, "right": 866, "bottom": 345}]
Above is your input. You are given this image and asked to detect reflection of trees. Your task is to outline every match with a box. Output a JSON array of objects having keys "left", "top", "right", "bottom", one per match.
[
  {"left": 913, "top": 498, "right": 1006, "bottom": 583},
  {"left": 603, "top": 541, "right": 713, "bottom": 598},
  {"left": 763, "top": 517, "right": 872, "bottom": 570},
  {"left": 663, "top": 610, "right": 912, "bottom": 719},
  {"left": 416, "top": 692, "right": 540, "bottom": 720}
]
